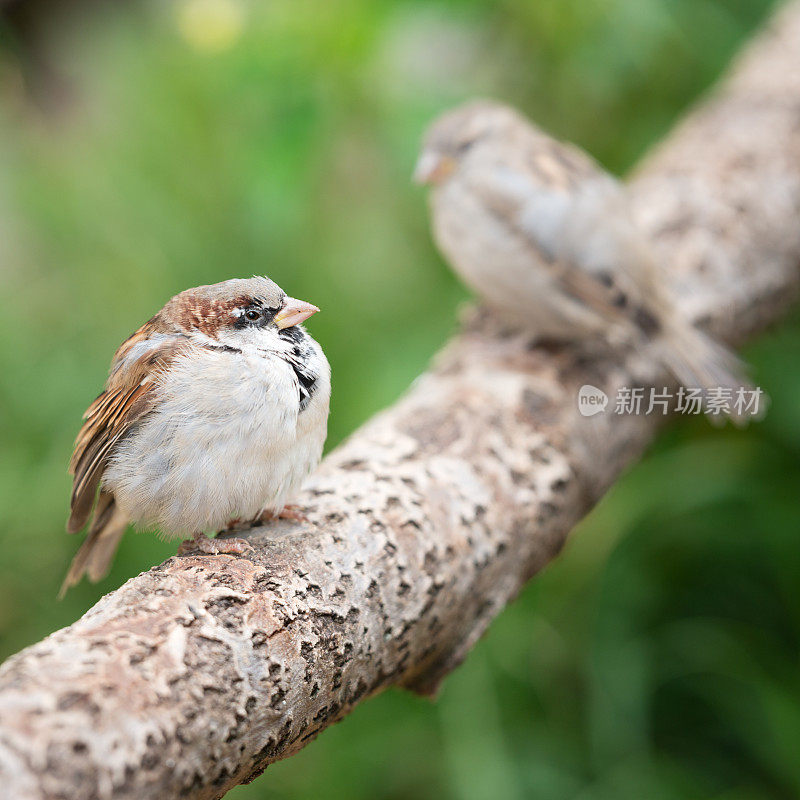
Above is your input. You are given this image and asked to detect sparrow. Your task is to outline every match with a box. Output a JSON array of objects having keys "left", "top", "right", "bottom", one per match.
[
  {"left": 415, "top": 100, "right": 749, "bottom": 404},
  {"left": 61, "top": 276, "right": 331, "bottom": 596}
]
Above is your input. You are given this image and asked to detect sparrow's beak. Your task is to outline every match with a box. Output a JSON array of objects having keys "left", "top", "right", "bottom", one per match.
[
  {"left": 274, "top": 297, "right": 320, "bottom": 329},
  {"left": 413, "top": 151, "right": 456, "bottom": 185}
]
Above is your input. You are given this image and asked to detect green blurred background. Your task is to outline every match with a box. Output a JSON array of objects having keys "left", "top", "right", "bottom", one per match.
[{"left": 2, "top": 0, "right": 800, "bottom": 798}]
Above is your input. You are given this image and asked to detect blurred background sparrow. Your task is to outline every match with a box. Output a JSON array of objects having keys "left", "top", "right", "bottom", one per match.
[
  {"left": 415, "top": 100, "right": 750, "bottom": 408},
  {"left": 62, "top": 277, "right": 330, "bottom": 595}
]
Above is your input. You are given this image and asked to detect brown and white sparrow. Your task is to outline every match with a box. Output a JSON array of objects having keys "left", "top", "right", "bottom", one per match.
[
  {"left": 415, "top": 100, "right": 748, "bottom": 398},
  {"left": 62, "top": 276, "right": 330, "bottom": 595}
]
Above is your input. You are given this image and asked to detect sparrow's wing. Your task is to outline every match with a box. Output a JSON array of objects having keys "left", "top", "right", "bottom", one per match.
[
  {"left": 67, "top": 319, "right": 188, "bottom": 533},
  {"left": 475, "top": 141, "right": 660, "bottom": 333},
  {"left": 519, "top": 135, "right": 603, "bottom": 194}
]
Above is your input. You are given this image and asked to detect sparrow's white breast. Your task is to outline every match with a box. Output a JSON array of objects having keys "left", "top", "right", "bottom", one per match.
[{"left": 103, "top": 343, "right": 330, "bottom": 535}]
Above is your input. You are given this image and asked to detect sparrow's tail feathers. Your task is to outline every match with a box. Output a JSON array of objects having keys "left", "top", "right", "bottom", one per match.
[
  {"left": 655, "top": 321, "right": 760, "bottom": 425},
  {"left": 59, "top": 494, "right": 128, "bottom": 598}
]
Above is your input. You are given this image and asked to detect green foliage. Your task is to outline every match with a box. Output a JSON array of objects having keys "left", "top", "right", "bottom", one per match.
[{"left": 0, "top": 1, "right": 795, "bottom": 798}]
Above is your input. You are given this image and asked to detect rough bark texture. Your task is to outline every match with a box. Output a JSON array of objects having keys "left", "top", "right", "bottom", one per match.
[{"left": 2, "top": 4, "right": 800, "bottom": 798}]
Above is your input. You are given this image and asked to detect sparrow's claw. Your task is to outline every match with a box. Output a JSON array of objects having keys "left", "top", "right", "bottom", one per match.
[
  {"left": 221, "top": 505, "right": 309, "bottom": 534},
  {"left": 178, "top": 531, "right": 254, "bottom": 556},
  {"left": 274, "top": 504, "right": 309, "bottom": 523},
  {"left": 206, "top": 536, "right": 255, "bottom": 555}
]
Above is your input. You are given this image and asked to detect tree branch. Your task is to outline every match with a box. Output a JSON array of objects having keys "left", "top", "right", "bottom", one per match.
[{"left": 2, "top": 4, "right": 800, "bottom": 798}]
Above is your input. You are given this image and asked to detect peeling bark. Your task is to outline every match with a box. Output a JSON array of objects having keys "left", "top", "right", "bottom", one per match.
[{"left": 2, "top": 4, "right": 800, "bottom": 799}]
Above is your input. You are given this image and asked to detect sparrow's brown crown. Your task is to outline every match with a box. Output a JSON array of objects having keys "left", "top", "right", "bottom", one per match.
[{"left": 163, "top": 277, "right": 287, "bottom": 337}]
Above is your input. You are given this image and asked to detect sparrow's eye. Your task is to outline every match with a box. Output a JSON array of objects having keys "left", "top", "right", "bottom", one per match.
[
  {"left": 244, "top": 308, "right": 261, "bottom": 322},
  {"left": 455, "top": 138, "right": 476, "bottom": 155}
]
